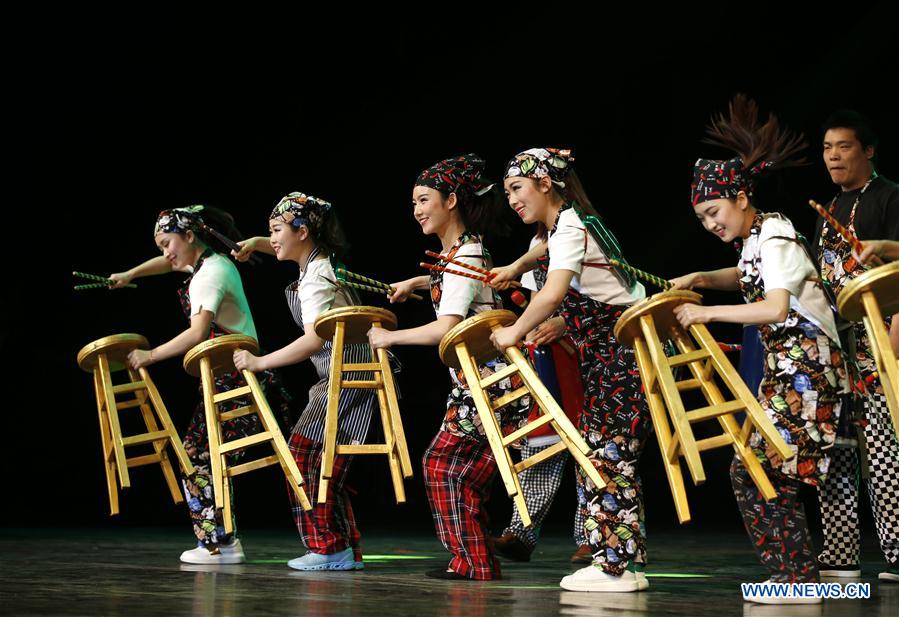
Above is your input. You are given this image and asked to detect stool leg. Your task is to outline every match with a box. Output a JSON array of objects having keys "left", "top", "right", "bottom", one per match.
[
  {"left": 454, "top": 342, "right": 525, "bottom": 519},
  {"left": 640, "top": 315, "right": 706, "bottom": 485},
  {"left": 199, "top": 357, "right": 226, "bottom": 513},
  {"left": 862, "top": 292, "right": 899, "bottom": 432},
  {"left": 376, "top": 344, "right": 413, "bottom": 479},
  {"left": 632, "top": 337, "right": 691, "bottom": 523},
  {"left": 98, "top": 354, "right": 130, "bottom": 489},
  {"left": 691, "top": 323, "right": 793, "bottom": 461},
  {"left": 93, "top": 368, "right": 120, "bottom": 515},
  {"left": 374, "top": 374, "right": 406, "bottom": 503},
  {"left": 319, "top": 321, "right": 345, "bottom": 503},
  {"left": 128, "top": 369, "right": 183, "bottom": 505},
  {"left": 139, "top": 367, "right": 195, "bottom": 476},
  {"left": 244, "top": 371, "right": 312, "bottom": 511}
]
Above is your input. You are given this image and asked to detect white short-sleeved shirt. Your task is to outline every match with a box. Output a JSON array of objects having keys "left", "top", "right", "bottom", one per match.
[
  {"left": 742, "top": 215, "right": 840, "bottom": 343},
  {"left": 187, "top": 253, "right": 258, "bottom": 340},
  {"left": 287, "top": 256, "right": 352, "bottom": 329},
  {"left": 436, "top": 241, "right": 496, "bottom": 318},
  {"left": 547, "top": 208, "right": 645, "bottom": 305}
]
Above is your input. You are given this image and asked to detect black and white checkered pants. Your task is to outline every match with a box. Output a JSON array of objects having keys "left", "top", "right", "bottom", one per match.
[
  {"left": 503, "top": 441, "right": 585, "bottom": 549},
  {"left": 817, "top": 391, "right": 899, "bottom": 566}
]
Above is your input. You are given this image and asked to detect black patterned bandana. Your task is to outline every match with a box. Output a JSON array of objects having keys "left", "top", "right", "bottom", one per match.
[
  {"left": 503, "top": 147, "right": 574, "bottom": 187},
  {"left": 691, "top": 156, "right": 774, "bottom": 206},
  {"left": 154, "top": 205, "right": 205, "bottom": 235},
  {"left": 270, "top": 191, "right": 333, "bottom": 226},
  {"left": 415, "top": 153, "right": 492, "bottom": 196}
]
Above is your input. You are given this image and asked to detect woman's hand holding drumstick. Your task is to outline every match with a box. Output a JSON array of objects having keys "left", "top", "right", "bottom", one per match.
[
  {"left": 486, "top": 264, "right": 523, "bottom": 291},
  {"left": 232, "top": 236, "right": 275, "bottom": 262}
]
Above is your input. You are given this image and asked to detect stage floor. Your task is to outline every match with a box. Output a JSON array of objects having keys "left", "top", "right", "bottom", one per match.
[{"left": 1, "top": 528, "right": 895, "bottom": 616}]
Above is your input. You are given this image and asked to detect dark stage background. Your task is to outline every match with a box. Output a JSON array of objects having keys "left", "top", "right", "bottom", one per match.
[{"left": 6, "top": 7, "right": 896, "bottom": 539}]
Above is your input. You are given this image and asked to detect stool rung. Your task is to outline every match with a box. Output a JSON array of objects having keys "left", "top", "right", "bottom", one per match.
[
  {"left": 491, "top": 386, "right": 530, "bottom": 411},
  {"left": 116, "top": 399, "right": 145, "bottom": 410},
  {"left": 514, "top": 441, "right": 568, "bottom": 473},
  {"left": 219, "top": 405, "right": 256, "bottom": 422},
  {"left": 337, "top": 444, "right": 390, "bottom": 455},
  {"left": 112, "top": 381, "right": 147, "bottom": 395},
  {"left": 121, "top": 430, "right": 170, "bottom": 447},
  {"left": 502, "top": 414, "right": 554, "bottom": 446},
  {"left": 343, "top": 363, "right": 381, "bottom": 372},
  {"left": 126, "top": 453, "right": 164, "bottom": 468},
  {"left": 696, "top": 434, "right": 734, "bottom": 452},
  {"left": 219, "top": 432, "right": 272, "bottom": 453},
  {"left": 676, "top": 378, "right": 703, "bottom": 392},
  {"left": 480, "top": 364, "right": 519, "bottom": 389},
  {"left": 686, "top": 400, "right": 746, "bottom": 423},
  {"left": 341, "top": 380, "right": 380, "bottom": 389},
  {"left": 214, "top": 386, "right": 252, "bottom": 404},
  {"left": 227, "top": 455, "right": 280, "bottom": 477},
  {"left": 668, "top": 349, "right": 711, "bottom": 368}
]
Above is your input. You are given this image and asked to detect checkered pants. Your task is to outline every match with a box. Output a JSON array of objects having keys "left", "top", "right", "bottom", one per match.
[
  {"left": 423, "top": 430, "right": 501, "bottom": 580},
  {"left": 817, "top": 391, "right": 899, "bottom": 566},
  {"left": 503, "top": 442, "right": 586, "bottom": 549},
  {"left": 288, "top": 432, "right": 361, "bottom": 560}
]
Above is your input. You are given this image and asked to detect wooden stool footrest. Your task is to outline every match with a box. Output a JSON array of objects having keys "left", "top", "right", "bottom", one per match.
[
  {"left": 491, "top": 386, "right": 530, "bottom": 411},
  {"left": 219, "top": 405, "right": 256, "bottom": 422},
  {"left": 342, "top": 363, "right": 380, "bottom": 372},
  {"left": 668, "top": 349, "right": 710, "bottom": 368},
  {"left": 502, "top": 414, "right": 554, "bottom": 446},
  {"left": 213, "top": 386, "right": 252, "bottom": 404},
  {"left": 116, "top": 399, "right": 145, "bottom": 410},
  {"left": 480, "top": 364, "right": 519, "bottom": 389},
  {"left": 126, "top": 453, "right": 166, "bottom": 468},
  {"left": 514, "top": 441, "right": 568, "bottom": 473},
  {"left": 219, "top": 431, "right": 272, "bottom": 454},
  {"left": 227, "top": 455, "right": 280, "bottom": 477},
  {"left": 337, "top": 444, "right": 391, "bottom": 455},
  {"left": 685, "top": 400, "right": 747, "bottom": 423},
  {"left": 341, "top": 380, "right": 380, "bottom": 389},
  {"left": 112, "top": 381, "right": 147, "bottom": 395},
  {"left": 121, "top": 430, "right": 171, "bottom": 446}
]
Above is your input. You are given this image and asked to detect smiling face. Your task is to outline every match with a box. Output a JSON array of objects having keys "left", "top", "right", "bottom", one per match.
[
  {"left": 823, "top": 127, "right": 874, "bottom": 190},
  {"left": 411, "top": 185, "right": 456, "bottom": 236},
  {"left": 268, "top": 216, "right": 308, "bottom": 261},
  {"left": 503, "top": 175, "right": 553, "bottom": 225},
  {"left": 692, "top": 193, "right": 753, "bottom": 242},
  {"left": 155, "top": 231, "right": 199, "bottom": 269}
]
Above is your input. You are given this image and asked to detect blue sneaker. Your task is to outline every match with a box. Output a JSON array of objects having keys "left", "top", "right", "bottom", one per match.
[{"left": 287, "top": 548, "right": 359, "bottom": 571}]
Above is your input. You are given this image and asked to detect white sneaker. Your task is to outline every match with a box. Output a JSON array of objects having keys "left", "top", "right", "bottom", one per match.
[
  {"left": 287, "top": 548, "right": 358, "bottom": 571},
  {"left": 741, "top": 579, "right": 822, "bottom": 605},
  {"left": 636, "top": 571, "right": 649, "bottom": 591},
  {"left": 560, "top": 564, "right": 641, "bottom": 592},
  {"left": 179, "top": 538, "right": 246, "bottom": 565},
  {"left": 879, "top": 569, "right": 899, "bottom": 582}
]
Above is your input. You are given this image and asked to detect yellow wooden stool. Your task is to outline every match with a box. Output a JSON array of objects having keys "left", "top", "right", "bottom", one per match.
[
  {"left": 314, "top": 306, "right": 412, "bottom": 503},
  {"left": 438, "top": 309, "right": 605, "bottom": 528},
  {"left": 613, "top": 290, "right": 793, "bottom": 523},
  {"left": 183, "top": 334, "right": 312, "bottom": 533},
  {"left": 77, "top": 333, "right": 194, "bottom": 515},
  {"left": 838, "top": 261, "right": 899, "bottom": 434}
]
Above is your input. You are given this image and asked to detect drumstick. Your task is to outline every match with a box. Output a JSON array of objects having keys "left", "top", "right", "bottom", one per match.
[
  {"left": 424, "top": 250, "right": 497, "bottom": 280},
  {"left": 717, "top": 342, "right": 743, "bottom": 353},
  {"left": 420, "top": 262, "right": 523, "bottom": 288},
  {"left": 72, "top": 272, "right": 137, "bottom": 289},
  {"left": 608, "top": 259, "right": 672, "bottom": 290},
  {"left": 198, "top": 223, "right": 263, "bottom": 265},
  {"left": 337, "top": 268, "right": 423, "bottom": 301},
  {"left": 809, "top": 199, "right": 864, "bottom": 254}
]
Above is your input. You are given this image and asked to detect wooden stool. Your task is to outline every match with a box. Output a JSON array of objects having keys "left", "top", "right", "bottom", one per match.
[
  {"left": 614, "top": 290, "right": 793, "bottom": 523},
  {"left": 838, "top": 261, "right": 899, "bottom": 434},
  {"left": 438, "top": 309, "right": 605, "bottom": 528},
  {"left": 77, "top": 333, "right": 194, "bottom": 515},
  {"left": 314, "top": 306, "right": 412, "bottom": 503},
  {"left": 183, "top": 334, "right": 312, "bottom": 533}
]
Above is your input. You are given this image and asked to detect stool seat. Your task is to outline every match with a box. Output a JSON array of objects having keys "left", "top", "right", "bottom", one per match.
[
  {"left": 78, "top": 333, "right": 149, "bottom": 373},
  {"left": 313, "top": 305, "right": 411, "bottom": 504},
  {"left": 837, "top": 261, "right": 899, "bottom": 434},
  {"left": 315, "top": 306, "right": 397, "bottom": 344},
  {"left": 77, "top": 333, "right": 194, "bottom": 515},
  {"left": 183, "top": 334, "right": 259, "bottom": 378},
  {"left": 439, "top": 309, "right": 516, "bottom": 369},
  {"left": 438, "top": 310, "right": 604, "bottom": 529},
  {"left": 614, "top": 290, "right": 793, "bottom": 524}
]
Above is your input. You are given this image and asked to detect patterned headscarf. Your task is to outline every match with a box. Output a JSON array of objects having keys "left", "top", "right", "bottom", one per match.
[
  {"left": 503, "top": 148, "right": 574, "bottom": 187},
  {"left": 415, "top": 153, "right": 493, "bottom": 196},
  {"left": 270, "top": 191, "right": 333, "bottom": 228},
  {"left": 690, "top": 157, "right": 774, "bottom": 206},
  {"left": 154, "top": 205, "right": 205, "bottom": 235}
]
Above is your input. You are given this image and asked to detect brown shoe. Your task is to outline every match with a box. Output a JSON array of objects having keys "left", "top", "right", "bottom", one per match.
[
  {"left": 570, "top": 544, "right": 593, "bottom": 564},
  {"left": 492, "top": 533, "right": 532, "bottom": 562}
]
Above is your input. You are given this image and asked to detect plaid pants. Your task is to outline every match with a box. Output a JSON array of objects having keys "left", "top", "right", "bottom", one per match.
[
  {"left": 423, "top": 430, "right": 501, "bottom": 580},
  {"left": 731, "top": 455, "right": 819, "bottom": 583},
  {"left": 817, "top": 391, "right": 899, "bottom": 566},
  {"left": 288, "top": 432, "right": 361, "bottom": 559},
  {"left": 503, "top": 443, "right": 585, "bottom": 549}
]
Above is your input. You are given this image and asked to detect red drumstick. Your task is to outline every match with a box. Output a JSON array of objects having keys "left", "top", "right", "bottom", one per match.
[
  {"left": 810, "top": 199, "right": 864, "bottom": 254},
  {"left": 420, "top": 262, "right": 488, "bottom": 282},
  {"left": 424, "top": 250, "right": 496, "bottom": 280}
]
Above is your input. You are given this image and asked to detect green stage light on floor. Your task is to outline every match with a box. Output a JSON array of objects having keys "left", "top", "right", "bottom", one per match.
[
  {"left": 646, "top": 573, "right": 712, "bottom": 578},
  {"left": 363, "top": 555, "right": 435, "bottom": 561}
]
